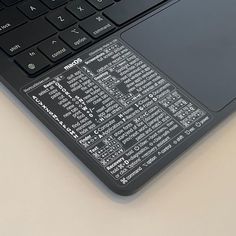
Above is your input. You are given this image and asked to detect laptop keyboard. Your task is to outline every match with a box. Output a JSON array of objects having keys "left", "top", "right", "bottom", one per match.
[{"left": 0, "top": 0, "right": 167, "bottom": 76}]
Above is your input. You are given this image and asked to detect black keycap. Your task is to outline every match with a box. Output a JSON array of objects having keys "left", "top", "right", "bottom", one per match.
[
  {"left": 15, "top": 49, "right": 50, "bottom": 75},
  {"left": 86, "top": 0, "right": 113, "bottom": 10},
  {"left": 0, "top": 18, "right": 57, "bottom": 56},
  {"left": 1, "top": 0, "right": 20, "bottom": 6},
  {"left": 38, "top": 37, "right": 72, "bottom": 62},
  {"left": 40, "top": 0, "right": 68, "bottom": 9},
  {"left": 104, "top": 0, "right": 165, "bottom": 25},
  {"left": 60, "top": 25, "right": 92, "bottom": 50},
  {"left": 0, "top": 3, "right": 4, "bottom": 10},
  {"left": 80, "top": 14, "right": 115, "bottom": 38},
  {"left": 66, "top": 0, "right": 96, "bottom": 20},
  {"left": 47, "top": 8, "right": 77, "bottom": 30},
  {"left": 18, "top": 0, "right": 48, "bottom": 19},
  {"left": 0, "top": 8, "right": 27, "bottom": 35}
]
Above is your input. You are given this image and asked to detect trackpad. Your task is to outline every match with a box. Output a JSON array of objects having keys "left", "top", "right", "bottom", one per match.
[{"left": 121, "top": 0, "right": 236, "bottom": 111}]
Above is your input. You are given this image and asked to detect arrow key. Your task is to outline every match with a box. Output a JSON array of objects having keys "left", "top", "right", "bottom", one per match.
[
  {"left": 15, "top": 49, "right": 50, "bottom": 75},
  {"left": 38, "top": 37, "right": 72, "bottom": 62}
]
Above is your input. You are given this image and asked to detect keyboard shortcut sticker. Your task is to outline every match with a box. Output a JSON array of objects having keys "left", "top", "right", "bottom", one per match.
[{"left": 23, "top": 39, "right": 211, "bottom": 185}]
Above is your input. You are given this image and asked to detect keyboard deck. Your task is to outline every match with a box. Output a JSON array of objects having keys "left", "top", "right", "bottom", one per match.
[{"left": 0, "top": 0, "right": 167, "bottom": 76}]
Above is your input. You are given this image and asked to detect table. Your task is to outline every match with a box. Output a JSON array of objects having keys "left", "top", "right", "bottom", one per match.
[{"left": 1, "top": 84, "right": 236, "bottom": 236}]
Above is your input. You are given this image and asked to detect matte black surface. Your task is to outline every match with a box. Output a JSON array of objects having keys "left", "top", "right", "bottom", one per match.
[
  {"left": 66, "top": 0, "right": 96, "bottom": 20},
  {"left": 0, "top": 8, "right": 27, "bottom": 35},
  {"left": 18, "top": 0, "right": 48, "bottom": 19},
  {"left": 0, "top": 18, "right": 56, "bottom": 56},
  {"left": 15, "top": 48, "right": 50, "bottom": 75},
  {"left": 1, "top": 0, "right": 236, "bottom": 195},
  {"left": 122, "top": 0, "right": 236, "bottom": 111},
  {"left": 41, "top": 0, "right": 68, "bottom": 9},
  {"left": 104, "top": 0, "right": 165, "bottom": 25},
  {"left": 38, "top": 37, "right": 72, "bottom": 62},
  {"left": 46, "top": 8, "right": 77, "bottom": 30},
  {"left": 87, "top": 0, "right": 114, "bottom": 10},
  {"left": 59, "top": 25, "right": 92, "bottom": 50},
  {"left": 1, "top": 0, "right": 20, "bottom": 6},
  {"left": 80, "top": 14, "right": 115, "bottom": 38}
]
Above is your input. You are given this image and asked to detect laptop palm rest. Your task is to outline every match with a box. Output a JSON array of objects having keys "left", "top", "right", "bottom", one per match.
[{"left": 121, "top": 0, "right": 236, "bottom": 111}]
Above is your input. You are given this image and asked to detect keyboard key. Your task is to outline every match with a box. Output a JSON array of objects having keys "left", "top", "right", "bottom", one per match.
[
  {"left": 47, "top": 8, "right": 77, "bottom": 30},
  {"left": 66, "top": 0, "right": 96, "bottom": 20},
  {"left": 0, "top": 3, "right": 4, "bottom": 10},
  {"left": 18, "top": 0, "right": 48, "bottom": 19},
  {"left": 86, "top": 0, "right": 114, "bottom": 10},
  {"left": 15, "top": 49, "right": 50, "bottom": 75},
  {"left": 0, "top": 18, "right": 57, "bottom": 56},
  {"left": 60, "top": 25, "right": 92, "bottom": 50},
  {"left": 40, "top": 0, "right": 68, "bottom": 9},
  {"left": 1, "top": 0, "right": 20, "bottom": 6},
  {"left": 38, "top": 37, "right": 72, "bottom": 62},
  {"left": 104, "top": 0, "right": 165, "bottom": 25},
  {"left": 80, "top": 14, "right": 115, "bottom": 38},
  {"left": 0, "top": 8, "right": 27, "bottom": 35}
]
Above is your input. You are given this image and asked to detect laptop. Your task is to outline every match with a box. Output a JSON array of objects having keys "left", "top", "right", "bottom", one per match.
[{"left": 0, "top": 0, "right": 234, "bottom": 195}]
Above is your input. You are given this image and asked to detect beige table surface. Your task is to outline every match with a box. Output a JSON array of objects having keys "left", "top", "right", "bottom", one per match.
[{"left": 1, "top": 83, "right": 236, "bottom": 236}]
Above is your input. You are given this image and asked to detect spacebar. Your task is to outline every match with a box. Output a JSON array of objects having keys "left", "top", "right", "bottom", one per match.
[
  {"left": 103, "top": 0, "right": 166, "bottom": 25},
  {"left": 0, "top": 18, "right": 56, "bottom": 56}
]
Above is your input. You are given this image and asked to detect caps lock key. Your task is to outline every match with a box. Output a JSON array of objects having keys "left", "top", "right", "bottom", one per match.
[{"left": 0, "top": 8, "right": 27, "bottom": 35}]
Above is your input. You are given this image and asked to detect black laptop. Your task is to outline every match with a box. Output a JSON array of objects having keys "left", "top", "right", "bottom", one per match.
[{"left": 1, "top": 0, "right": 235, "bottom": 195}]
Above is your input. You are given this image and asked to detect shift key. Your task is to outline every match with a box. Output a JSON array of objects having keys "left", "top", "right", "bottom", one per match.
[{"left": 0, "top": 18, "right": 57, "bottom": 56}]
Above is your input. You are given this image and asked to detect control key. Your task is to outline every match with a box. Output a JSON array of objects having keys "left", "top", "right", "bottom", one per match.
[{"left": 38, "top": 37, "right": 72, "bottom": 62}]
